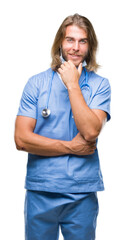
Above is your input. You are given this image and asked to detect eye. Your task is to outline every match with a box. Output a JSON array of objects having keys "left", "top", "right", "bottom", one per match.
[
  {"left": 80, "top": 39, "right": 88, "bottom": 44},
  {"left": 66, "top": 38, "right": 74, "bottom": 42}
]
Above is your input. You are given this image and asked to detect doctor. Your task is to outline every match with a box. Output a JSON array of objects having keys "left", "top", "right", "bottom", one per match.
[{"left": 15, "top": 14, "right": 111, "bottom": 240}]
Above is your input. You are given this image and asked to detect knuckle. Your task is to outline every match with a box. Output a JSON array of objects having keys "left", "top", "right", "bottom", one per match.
[{"left": 61, "top": 64, "right": 64, "bottom": 68}]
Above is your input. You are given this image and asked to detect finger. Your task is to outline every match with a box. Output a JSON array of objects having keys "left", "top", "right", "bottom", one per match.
[
  {"left": 58, "top": 68, "right": 63, "bottom": 74},
  {"left": 78, "top": 62, "right": 83, "bottom": 76},
  {"left": 88, "top": 140, "right": 96, "bottom": 145},
  {"left": 88, "top": 149, "right": 95, "bottom": 155},
  {"left": 87, "top": 142, "right": 96, "bottom": 147},
  {"left": 90, "top": 145, "right": 96, "bottom": 151},
  {"left": 63, "top": 61, "right": 69, "bottom": 66},
  {"left": 60, "top": 64, "right": 65, "bottom": 70},
  {"left": 68, "top": 60, "right": 75, "bottom": 67},
  {"left": 88, "top": 150, "right": 95, "bottom": 155},
  {"left": 91, "top": 142, "right": 96, "bottom": 147}
]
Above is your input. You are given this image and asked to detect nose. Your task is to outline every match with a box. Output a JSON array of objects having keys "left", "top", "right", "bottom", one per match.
[{"left": 73, "top": 41, "right": 79, "bottom": 51}]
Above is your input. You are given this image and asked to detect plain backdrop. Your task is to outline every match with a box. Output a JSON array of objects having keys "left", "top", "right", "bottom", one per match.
[{"left": 0, "top": 0, "right": 125, "bottom": 239}]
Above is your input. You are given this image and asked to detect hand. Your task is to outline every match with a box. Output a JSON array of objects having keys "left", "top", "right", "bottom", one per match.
[
  {"left": 70, "top": 132, "right": 96, "bottom": 155},
  {"left": 58, "top": 60, "right": 83, "bottom": 89}
]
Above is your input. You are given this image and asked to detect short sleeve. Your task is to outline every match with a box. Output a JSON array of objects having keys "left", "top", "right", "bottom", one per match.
[
  {"left": 17, "top": 76, "right": 39, "bottom": 119},
  {"left": 89, "top": 78, "right": 111, "bottom": 121}
]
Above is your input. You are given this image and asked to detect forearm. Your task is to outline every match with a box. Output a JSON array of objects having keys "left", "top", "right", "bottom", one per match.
[
  {"left": 58, "top": 61, "right": 102, "bottom": 141},
  {"left": 68, "top": 83, "right": 102, "bottom": 141},
  {"left": 15, "top": 131, "right": 72, "bottom": 156}
]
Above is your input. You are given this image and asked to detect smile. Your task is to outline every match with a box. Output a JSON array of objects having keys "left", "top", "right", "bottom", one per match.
[{"left": 68, "top": 54, "right": 81, "bottom": 59}]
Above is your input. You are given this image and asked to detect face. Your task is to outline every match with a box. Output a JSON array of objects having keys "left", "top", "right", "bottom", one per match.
[{"left": 61, "top": 25, "right": 89, "bottom": 67}]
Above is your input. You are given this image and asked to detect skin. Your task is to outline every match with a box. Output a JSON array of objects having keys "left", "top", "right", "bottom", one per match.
[
  {"left": 58, "top": 25, "right": 107, "bottom": 141},
  {"left": 15, "top": 116, "right": 96, "bottom": 156},
  {"left": 14, "top": 24, "right": 106, "bottom": 156},
  {"left": 61, "top": 25, "right": 89, "bottom": 67}
]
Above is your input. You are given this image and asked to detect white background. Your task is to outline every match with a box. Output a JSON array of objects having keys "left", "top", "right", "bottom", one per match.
[{"left": 0, "top": 0, "right": 125, "bottom": 239}]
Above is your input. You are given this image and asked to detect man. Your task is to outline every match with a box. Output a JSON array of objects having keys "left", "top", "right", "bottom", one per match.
[{"left": 15, "top": 14, "right": 111, "bottom": 240}]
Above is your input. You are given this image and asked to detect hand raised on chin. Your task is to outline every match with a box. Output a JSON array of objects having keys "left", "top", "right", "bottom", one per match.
[{"left": 58, "top": 60, "right": 83, "bottom": 89}]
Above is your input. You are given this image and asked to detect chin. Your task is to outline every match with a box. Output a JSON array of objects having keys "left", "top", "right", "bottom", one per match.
[{"left": 72, "top": 61, "right": 81, "bottom": 67}]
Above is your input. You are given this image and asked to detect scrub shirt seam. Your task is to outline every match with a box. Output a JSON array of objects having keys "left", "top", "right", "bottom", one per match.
[
  {"left": 26, "top": 175, "right": 100, "bottom": 183},
  {"left": 89, "top": 78, "right": 104, "bottom": 106}
]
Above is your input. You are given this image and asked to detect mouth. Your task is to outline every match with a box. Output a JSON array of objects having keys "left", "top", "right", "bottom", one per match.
[{"left": 68, "top": 54, "right": 82, "bottom": 59}]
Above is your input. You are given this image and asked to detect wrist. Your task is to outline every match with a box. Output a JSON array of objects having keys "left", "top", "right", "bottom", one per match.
[
  {"left": 63, "top": 140, "right": 76, "bottom": 155},
  {"left": 59, "top": 140, "right": 72, "bottom": 155},
  {"left": 67, "top": 82, "right": 79, "bottom": 91}
]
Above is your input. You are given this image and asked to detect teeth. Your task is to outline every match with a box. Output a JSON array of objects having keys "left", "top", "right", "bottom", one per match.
[{"left": 68, "top": 54, "right": 81, "bottom": 58}]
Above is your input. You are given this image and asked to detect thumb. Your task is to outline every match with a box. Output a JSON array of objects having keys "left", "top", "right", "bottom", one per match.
[{"left": 78, "top": 62, "right": 83, "bottom": 76}]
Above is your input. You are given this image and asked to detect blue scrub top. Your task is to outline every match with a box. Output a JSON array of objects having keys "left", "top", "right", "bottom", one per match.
[{"left": 17, "top": 68, "right": 111, "bottom": 193}]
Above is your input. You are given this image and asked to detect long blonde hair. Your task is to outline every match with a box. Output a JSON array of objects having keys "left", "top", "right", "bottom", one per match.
[{"left": 51, "top": 13, "right": 99, "bottom": 72}]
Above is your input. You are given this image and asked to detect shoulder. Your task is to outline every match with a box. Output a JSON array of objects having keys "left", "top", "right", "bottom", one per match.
[
  {"left": 88, "top": 71, "right": 111, "bottom": 91},
  {"left": 88, "top": 71, "right": 108, "bottom": 81},
  {"left": 28, "top": 68, "right": 52, "bottom": 86}
]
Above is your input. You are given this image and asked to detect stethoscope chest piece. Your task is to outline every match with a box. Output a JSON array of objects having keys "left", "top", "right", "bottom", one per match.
[{"left": 42, "top": 108, "right": 51, "bottom": 118}]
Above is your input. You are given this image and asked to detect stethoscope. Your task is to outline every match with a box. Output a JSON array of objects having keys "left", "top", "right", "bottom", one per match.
[{"left": 42, "top": 68, "right": 92, "bottom": 118}]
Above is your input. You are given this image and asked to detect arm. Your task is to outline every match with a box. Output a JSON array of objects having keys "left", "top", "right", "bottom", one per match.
[
  {"left": 58, "top": 60, "right": 107, "bottom": 141},
  {"left": 14, "top": 116, "right": 96, "bottom": 156},
  {"left": 68, "top": 85, "right": 107, "bottom": 141}
]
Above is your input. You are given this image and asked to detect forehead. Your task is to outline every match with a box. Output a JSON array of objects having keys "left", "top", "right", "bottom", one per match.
[{"left": 64, "top": 25, "right": 87, "bottom": 39}]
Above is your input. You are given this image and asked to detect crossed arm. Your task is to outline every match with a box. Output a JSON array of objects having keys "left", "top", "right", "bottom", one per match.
[
  {"left": 14, "top": 116, "right": 96, "bottom": 156},
  {"left": 15, "top": 61, "right": 107, "bottom": 157}
]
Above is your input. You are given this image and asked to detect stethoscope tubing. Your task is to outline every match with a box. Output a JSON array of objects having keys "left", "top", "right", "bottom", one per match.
[
  {"left": 42, "top": 67, "right": 92, "bottom": 117},
  {"left": 46, "top": 71, "right": 55, "bottom": 109}
]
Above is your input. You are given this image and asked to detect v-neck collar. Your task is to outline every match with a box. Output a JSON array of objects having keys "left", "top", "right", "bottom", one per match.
[{"left": 56, "top": 69, "right": 86, "bottom": 90}]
